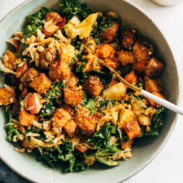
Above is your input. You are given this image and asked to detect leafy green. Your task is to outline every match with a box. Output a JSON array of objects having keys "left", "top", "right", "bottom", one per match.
[
  {"left": 97, "top": 98, "right": 115, "bottom": 110},
  {"left": 81, "top": 93, "right": 96, "bottom": 114},
  {"left": 91, "top": 16, "right": 113, "bottom": 45},
  {"left": 27, "top": 7, "right": 51, "bottom": 26},
  {"left": 39, "top": 81, "right": 66, "bottom": 117},
  {"left": 5, "top": 108, "right": 20, "bottom": 142},
  {"left": 37, "top": 142, "right": 89, "bottom": 172},
  {"left": 23, "top": 24, "right": 42, "bottom": 39},
  {"left": 71, "top": 37, "right": 83, "bottom": 50},
  {"left": 87, "top": 123, "right": 120, "bottom": 166},
  {"left": 60, "top": 0, "right": 92, "bottom": 21}
]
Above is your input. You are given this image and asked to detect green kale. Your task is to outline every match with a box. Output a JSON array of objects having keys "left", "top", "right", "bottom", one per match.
[
  {"left": 5, "top": 108, "right": 20, "bottom": 142},
  {"left": 60, "top": 0, "right": 92, "bottom": 21},
  {"left": 137, "top": 79, "right": 144, "bottom": 89},
  {"left": 97, "top": 98, "right": 115, "bottom": 110},
  {"left": 90, "top": 16, "right": 113, "bottom": 45},
  {"left": 87, "top": 123, "right": 120, "bottom": 167},
  {"left": 23, "top": 24, "right": 42, "bottom": 39},
  {"left": 39, "top": 81, "right": 66, "bottom": 117},
  {"left": 81, "top": 93, "right": 96, "bottom": 114},
  {"left": 71, "top": 36, "right": 83, "bottom": 50},
  {"left": 27, "top": 7, "right": 51, "bottom": 26}
]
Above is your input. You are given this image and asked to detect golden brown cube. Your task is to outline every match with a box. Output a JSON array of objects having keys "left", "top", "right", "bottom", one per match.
[
  {"left": 63, "top": 88, "right": 83, "bottom": 107},
  {"left": 102, "top": 21, "right": 120, "bottom": 43},
  {"left": 145, "top": 57, "right": 164, "bottom": 79},
  {"left": 83, "top": 76, "right": 103, "bottom": 98},
  {"left": 120, "top": 29, "right": 136, "bottom": 49},
  {"left": 62, "top": 103, "right": 74, "bottom": 116},
  {"left": 65, "top": 72, "right": 79, "bottom": 89},
  {"left": 124, "top": 120, "right": 141, "bottom": 140},
  {"left": 117, "top": 50, "right": 136, "bottom": 65},
  {"left": 2, "top": 50, "right": 17, "bottom": 70},
  {"left": 29, "top": 73, "right": 51, "bottom": 94},
  {"left": 95, "top": 44, "right": 115, "bottom": 59},
  {"left": 49, "top": 61, "right": 71, "bottom": 81},
  {"left": 53, "top": 108, "right": 71, "bottom": 127},
  {"left": 75, "top": 106, "right": 97, "bottom": 134},
  {"left": 144, "top": 77, "right": 163, "bottom": 93},
  {"left": 20, "top": 68, "right": 39, "bottom": 86},
  {"left": 132, "top": 62, "right": 147, "bottom": 73},
  {"left": 0, "top": 86, "right": 15, "bottom": 105},
  {"left": 103, "top": 58, "right": 119, "bottom": 70},
  {"left": 63, "top": 120, "right": 77, "bottom": 137},
  {"left": 133, "top": 38, "right": 152, "bottom": 62},
  {"left": 124, "top": 71, "right": 138, "bottom": 86}
]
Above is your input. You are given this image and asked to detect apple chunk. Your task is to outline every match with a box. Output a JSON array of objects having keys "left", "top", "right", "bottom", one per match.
[
  {"left": 27, "top": 93, "right": 42, "bottom": 114},
  {"left": 103, "top": 82, "right": 126, "bottom": 100}
]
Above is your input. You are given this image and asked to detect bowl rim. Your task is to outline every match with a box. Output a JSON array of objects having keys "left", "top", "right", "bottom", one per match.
[{"left": 0, "top": 0, "right": 181, "bottom": 182}]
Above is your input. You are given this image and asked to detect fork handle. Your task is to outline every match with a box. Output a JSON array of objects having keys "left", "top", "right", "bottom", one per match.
[{"left": 141, "top": 90, "right": 183, "bottom": 115}]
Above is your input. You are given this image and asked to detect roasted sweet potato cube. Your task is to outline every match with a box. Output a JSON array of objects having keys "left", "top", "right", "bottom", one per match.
[
  {"left": 133, "top": 38, "right": 152, "bottom": 62},
  {"left": 65, "top": 72, "right": 78, "bottom": 89},
  {"left": 132, "top": 62, "right": 147, "bottom": 73},
  {"left": 29, "top": 73, "right": 51, "bottom": 94},
  {"left": 145, "top": 58, "right": 164, "bottom": 79},
  {"left": 15, "top": 63, "right": 29, "bottom": 79},
  {"left": 144, "top": 77, "right": 163, "bottom": 93},
  {"left": 95, "top": 44, "right": 115, "bottom": 59},
  {"left": 103, "top": 58, "right": 119, "bottom": 70},
  {"left": 102, "top": 20, "right": 120, "bottom": 43},
  {"left": 62, "top": 103, "right": 74, "bottom": 116},
  {"left": 75, "top": 144, "right": 89, "bottom": 153},
  {"left": 21, "top": 140, "right": 34, "bottom": 150},
  {"left": 0, "top": 86, "right": 15, "bottom": 105},
  {"left": 63, "top": 88, "right": 83, "bottom": 107},
  {"left": 117, "top": 50, "right": 136, "bottom": 65},
  {"left": 19, "top": 109, "right": 36, "bottom": 127},
  {"left": 124, "top": 71, "right": 138, "bottom": 85},
  {"left": 63, "top": 120, "right": 77, "bottom": 137},
  {"left": 148, "top": 91, "right": 167, "bottom": 107},
  {"left": 53, "top": 108, "right": 71, "bottom": 127},
  {"left": 120, "top": 139, "right": 134, "bottom": 150},
  {"left": 20, "top": 68, "right": 39, "bottom": 86},
  {"left": 124, "top": 120, "right": 141, "bottom": 140},
  {"left": 45, "top": 11, "right": 62, "bottom": 24},
  {"left": 49, "top": 61, "right": 71, "bottom": 81},
  {"left": 83, "top": 76, "right": 103, "bottom": 98},
  {"left": 120, "top": 29, "right": 136, "bottom": 49},
  {"left": 2, "top": 50, "right": 16, "bottom": 70},
  {"left": 42, "top": 23, "right": 59, "bottom": 38},
  {"left": 75, "top": 106, "right": 97, "bottom": 134}
]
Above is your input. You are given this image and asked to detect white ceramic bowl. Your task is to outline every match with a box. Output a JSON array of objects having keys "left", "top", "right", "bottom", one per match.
[{"left": 0, "top": 0, "right": 180, "bottom": 182}]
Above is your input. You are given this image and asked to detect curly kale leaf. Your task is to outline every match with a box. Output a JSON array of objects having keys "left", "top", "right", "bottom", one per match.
[
  {"left": 27, "top": 7, "right": 51, "bottom": 26},
  {"left": 37, "top": 142, "right": 89, "bottom": 172},
  {"left": 87, "top": 123, "right": 120, "bottom": 166},
  {"left": 5, "top": 108, "right": 20, "bottom": 142},
  {"left": 60, "top": 0, "right": 92, "bottom": 21},
  {"left": 81, "top": 93, "right": 96, "bottom": 114}
]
